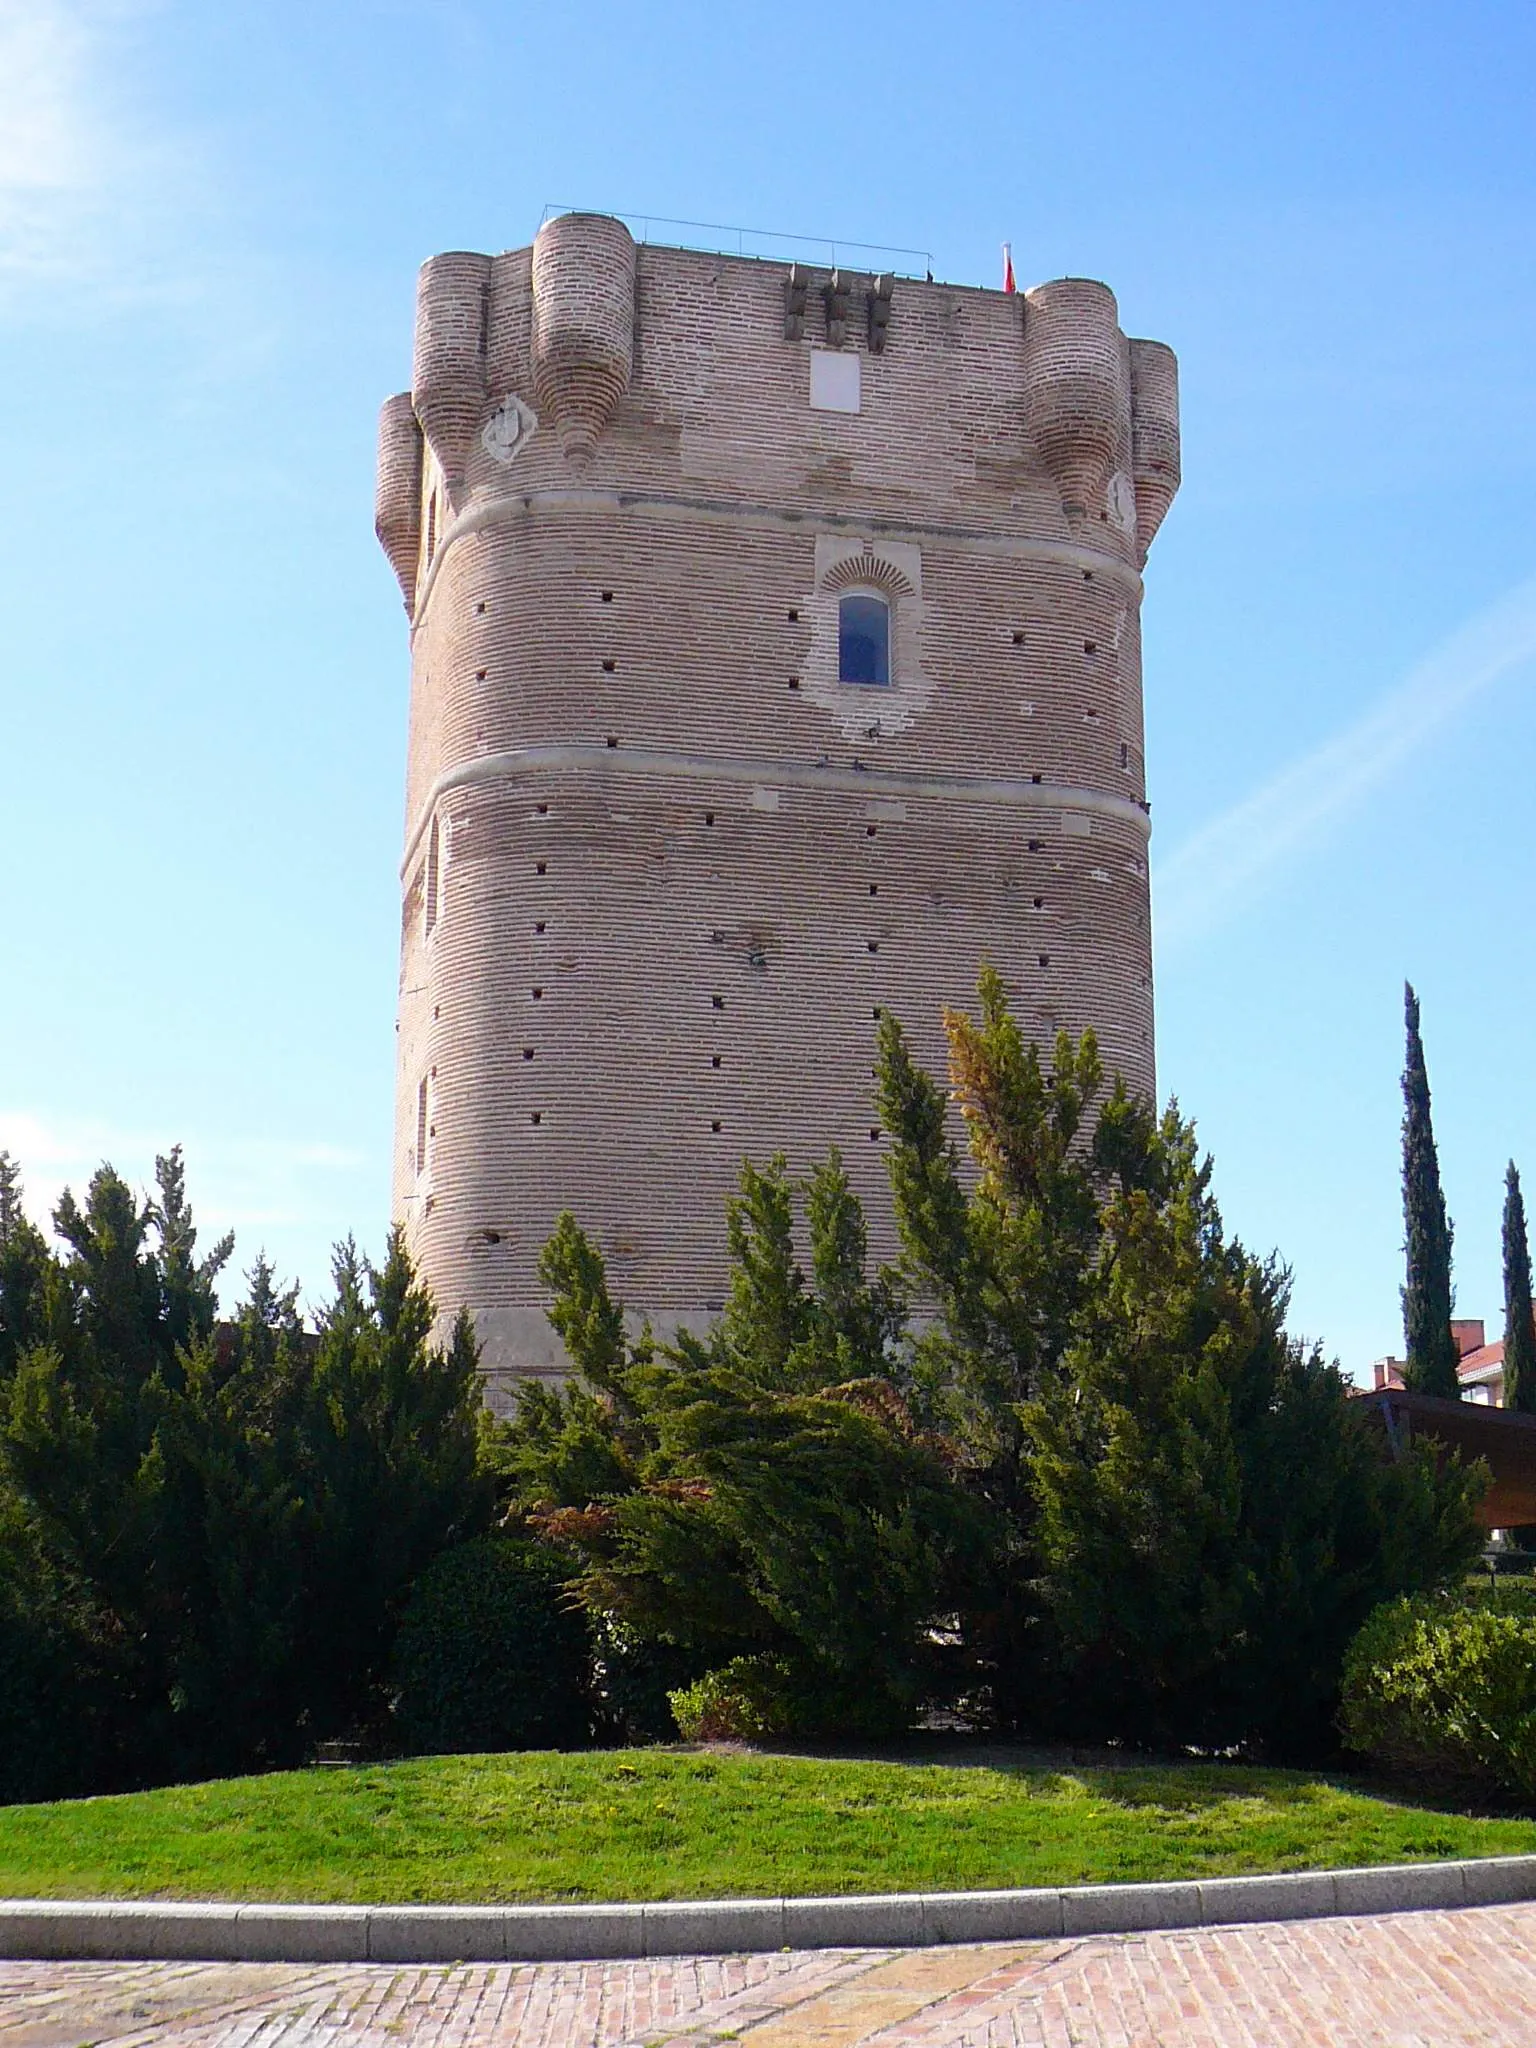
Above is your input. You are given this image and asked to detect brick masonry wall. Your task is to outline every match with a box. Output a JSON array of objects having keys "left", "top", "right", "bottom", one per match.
[{"left": 378, "top": 216, "right": 1179, "bottom": 1402}]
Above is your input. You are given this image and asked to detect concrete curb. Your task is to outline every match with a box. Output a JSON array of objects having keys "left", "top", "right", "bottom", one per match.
[{"left": 4, "top": 1856, "right": 1536, "bottom": 1962}]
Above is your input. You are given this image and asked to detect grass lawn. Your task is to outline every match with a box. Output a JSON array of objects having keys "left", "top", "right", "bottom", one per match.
[{"left": 0, "top": 1749, "right": 1532, "bottom": 1905}]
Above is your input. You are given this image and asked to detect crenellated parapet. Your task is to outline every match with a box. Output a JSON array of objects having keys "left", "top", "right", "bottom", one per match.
[
  {"left": 530, "top": 213, "right": 636, "bottom": 469},
  {"left": 412, "top": 251, "right": 492, "bottom": 502},
  {"left": 384, "top": 221, "right": 1181, "bottom": 591},
  {"left": 374, "top": 393, "right": 424, "bottom": 609},
  {"left": 1128, "top": 340, "right": 1180, "bottom": 565}
]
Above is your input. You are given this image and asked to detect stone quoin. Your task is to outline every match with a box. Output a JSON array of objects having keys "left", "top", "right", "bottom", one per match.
[{"left": 376, "top": 213, "right": 1181, "bottom": 1404}]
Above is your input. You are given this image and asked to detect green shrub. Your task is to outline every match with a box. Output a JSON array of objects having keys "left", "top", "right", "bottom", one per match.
[
  {"left": 669, "top": 1657, "right": 798, "bottom": 1743},
  {"left": 588, "top": 1615, "right": 698, "bottom": 1742},
  {"left": 1339, "top": 1591, "right": 1536, "bottom": 1799},
  {"left": 668, "top": 1652, "right": 916, "bottom": 1744},
  {"left": 391, "top": 1536, "right": 590, "bottom": 1755}
]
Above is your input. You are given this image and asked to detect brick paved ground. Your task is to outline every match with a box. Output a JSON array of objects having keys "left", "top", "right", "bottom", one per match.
[{"left": 6, "top": 1903, "right": 1536, "bottom": 2046}]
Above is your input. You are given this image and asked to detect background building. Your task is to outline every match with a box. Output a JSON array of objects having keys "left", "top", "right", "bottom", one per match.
[
  {"left": 1374, "top": 1320, "right": 1511, "bottom": 1405},
  {"left": 375, "top": 214, "right": 1180, "bottom": 1404}
]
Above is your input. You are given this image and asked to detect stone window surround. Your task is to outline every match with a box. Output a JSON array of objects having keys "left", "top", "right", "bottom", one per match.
[{"left": 806, "top": 535, "right": 931, "bottom": 738}]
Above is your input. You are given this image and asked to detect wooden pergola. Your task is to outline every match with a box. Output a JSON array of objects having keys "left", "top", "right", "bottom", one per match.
[{"left": 1353, "top": 1387, "right": 1536, "bottom": 1529}]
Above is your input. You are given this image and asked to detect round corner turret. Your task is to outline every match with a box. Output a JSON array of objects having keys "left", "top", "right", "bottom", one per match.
[
  {"left": 531, "top": 213, "right": 637, "bottom": 469},
  {"left": 412, "top": 251, "right": 493, "bottom": 500},
  {"left": 375, "top": 393, "right": 424, "bottom": 609},
  {"left": 1022, "top": 278, "right": 1131, "bottom": 527},
  {"left": 1128, "top": 340, "right": 1181, "bottom": 562}
]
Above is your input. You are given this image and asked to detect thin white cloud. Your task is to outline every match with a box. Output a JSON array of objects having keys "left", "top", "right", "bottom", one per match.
[
  {"left": 0, "top": 0, "right": 202, "bottom": 313},
  {"left": 0, "top": 1, "right": 97, "bottom": 190},
  {"left": 1153, "top": 572, "right": 1536, "bottom": 952}
]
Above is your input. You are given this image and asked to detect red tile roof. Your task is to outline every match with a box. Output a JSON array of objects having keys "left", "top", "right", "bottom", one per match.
[{"left": 1460, "top": 1338, "right": 1505, "bottom": 1378}]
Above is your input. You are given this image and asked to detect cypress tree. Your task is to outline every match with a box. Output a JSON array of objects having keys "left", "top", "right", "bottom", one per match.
[
  {"left": 1503, "top": 1162, "right": 1536, "bottom": 1414},
  {"left": 1400, "top": 982, "right": 1460, "bottom": 1397}
]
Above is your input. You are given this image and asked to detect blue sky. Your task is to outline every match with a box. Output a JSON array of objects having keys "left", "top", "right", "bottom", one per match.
[{"left": 1, "top": 0, "right": 1533, "bottom": 1375}]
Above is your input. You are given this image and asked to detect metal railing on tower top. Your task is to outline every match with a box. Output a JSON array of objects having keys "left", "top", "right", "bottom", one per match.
[{"left": 537, "top": 204, "right": 935, "bottom": 280}]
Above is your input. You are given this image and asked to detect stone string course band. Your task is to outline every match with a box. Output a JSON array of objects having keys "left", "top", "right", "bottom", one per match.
[
  {"left": 401, "top": 745, "right": 1152, "bottom": 877},
  {"left": 379, "top": 213, "right": 1180, "bottom": 1393},
  {"left": 5, "top": 1858, "right": 1536, "bottom": 1963},
  {"left": 408, "top": 489, "right": 1148, "bottom": 630}
]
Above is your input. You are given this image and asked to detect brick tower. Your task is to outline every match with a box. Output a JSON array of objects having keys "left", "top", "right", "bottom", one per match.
[{"left": 376, "top": 214, "right": 1180, "bottom": 1406}]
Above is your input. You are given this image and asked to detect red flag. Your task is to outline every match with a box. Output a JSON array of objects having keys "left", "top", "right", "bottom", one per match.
[{"left": 1002, "top": 242, "right": 1016, "bottom": 294}]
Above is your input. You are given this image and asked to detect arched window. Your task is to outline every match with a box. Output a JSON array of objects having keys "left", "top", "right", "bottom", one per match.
[{"left": 838, "top": 591, "right": 890, "bottom": 686}]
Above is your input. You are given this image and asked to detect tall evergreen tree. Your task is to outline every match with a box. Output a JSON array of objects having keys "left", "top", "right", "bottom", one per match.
[
  {"left": 508, "top": 1155, "right": 972, "bottom": 1738},
  {"left": 0, "top": 1155, "right": 51, "bottom": 1381},
  {"left": 877, "top": 967, "right": 1483, "bottom": 1748},
  {"left": 1400, "top": 982, "right": 1459, "bottom": 1397},
  {"left": 1503, "top": 1162, "right": 1536, "bottom": 1414},
  {"left": 0, "top": 1161, "right": 489, "bottom": 1793},
  {"left": 0, "top": 1153, "right": 21, "bottom": 1245}
]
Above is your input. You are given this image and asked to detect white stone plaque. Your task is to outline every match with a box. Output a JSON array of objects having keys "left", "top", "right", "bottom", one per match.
[
  {"left": 1107, "top": 470, "right": 1137, "bottom": 536},
  {"left": 482, "top": 393, "right": 538, "bottom": 466},
  {"left": 810, "top": 350, "right": 861, "bottom": 413}
]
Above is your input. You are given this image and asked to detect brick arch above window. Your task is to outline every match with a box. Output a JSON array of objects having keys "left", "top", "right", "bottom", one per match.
[{"left": 819, "top": 548, "right": 917, "bottom": 601}]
